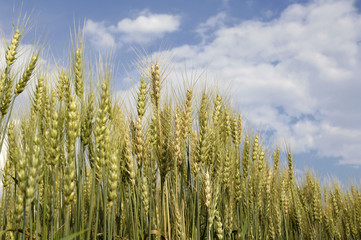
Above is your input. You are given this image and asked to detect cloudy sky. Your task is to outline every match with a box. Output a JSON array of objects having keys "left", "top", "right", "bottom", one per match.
[{"left": 1, "top": 0, "right": 361, "bottom": 185}]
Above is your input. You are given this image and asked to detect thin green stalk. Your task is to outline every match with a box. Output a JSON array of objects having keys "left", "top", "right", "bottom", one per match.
[
  {"left": 196, "top": 174, "right": 200, "bottom": 240},
  {"left": 1, "top": 190, "right": 7, "bottom": 240},
  {"left": 51, "top": 170, "right": 56, "bottom": 240},
  {"left": 22, "top": 190, "right": 27, "bottom": 240},
  {"left": 148, "top": 163, "right": 152, "bottom": 240},
  {"left": 86, "top": 169, "right": 97, "bottom": 240},
  {"left": 65, "top": 209, "right": 71, "bottom": 236},
  {"left": 102, "top": 182, "right": 107, "bottom": 240},
  {"left": 93, "top": 183, "right": 101, "bottom": 240}
]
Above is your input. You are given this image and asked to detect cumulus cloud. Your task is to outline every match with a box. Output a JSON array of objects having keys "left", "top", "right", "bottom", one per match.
[
  {"left": 164, "top": 0, "right": 361, "bottom": 165},
  {"left": 84, "top": 20, "right": 116, "bottom": 49},
  {"left": 84, "top": 10, "right": 180, "bottom": 48},
  {"left": 115, "top": 14, "right": 179, "bottom": 34},
  {"left": 196, "top": 12, "right": 228, "bottom": 43}
]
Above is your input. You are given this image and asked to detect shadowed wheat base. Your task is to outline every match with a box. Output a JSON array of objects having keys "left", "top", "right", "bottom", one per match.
[{"left": 0, "top": 19, "right": 360, "bottom": 240}]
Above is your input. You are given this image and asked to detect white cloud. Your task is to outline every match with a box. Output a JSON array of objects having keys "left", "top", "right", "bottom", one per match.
[
  {"left": 84, "top": 10, "right": 180, "bottom": 47},
  {"left": 84, "top": 20, "right": 116, "bottom": 49},
  {"left": 162, "top": 0, "right": 361, "bottom": 165},
  {"left": 262, "top": 10, "right": 274, "bottom": 19},
  {"left": 115, "top": 11, "right": 180, "bottom": 34},
  {"left": 196, "top": 12, "right": 228, "bottom": 43}
]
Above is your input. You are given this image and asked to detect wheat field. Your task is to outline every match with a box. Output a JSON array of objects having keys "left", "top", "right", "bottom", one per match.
[{"left": 0, "top": 18, "right": 360, "bottom": 240}]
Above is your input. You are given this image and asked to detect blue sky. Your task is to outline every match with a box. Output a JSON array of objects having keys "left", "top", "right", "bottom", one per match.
[{"left": 1, "top": 0, "right": 361, "bottom": 185}]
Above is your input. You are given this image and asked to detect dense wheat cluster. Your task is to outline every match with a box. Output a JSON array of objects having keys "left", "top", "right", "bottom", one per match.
[{"left": 1, "top": 20, "right": 361, "bottom": 240}]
